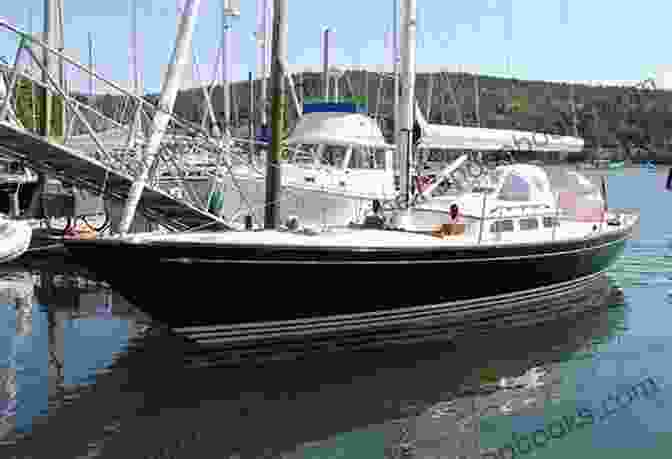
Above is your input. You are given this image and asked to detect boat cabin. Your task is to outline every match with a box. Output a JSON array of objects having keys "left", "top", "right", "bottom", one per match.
[{"left": 283, "top": 109, "right": 398, "bottom": 198}]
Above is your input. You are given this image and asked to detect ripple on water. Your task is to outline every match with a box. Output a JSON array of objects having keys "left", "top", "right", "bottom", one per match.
[{"left": 608, "top": 247, "right": 672, "bottom": 287}]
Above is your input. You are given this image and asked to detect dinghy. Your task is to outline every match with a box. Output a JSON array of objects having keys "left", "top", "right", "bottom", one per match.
[{"left": 0, "top": 217, "right": 32, "bottom": 263}]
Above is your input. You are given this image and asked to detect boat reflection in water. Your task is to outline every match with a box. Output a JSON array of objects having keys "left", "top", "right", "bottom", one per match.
[
  {"left": 0, "top": 273, "right": 628, "bottom": 459},
  {"left": 0, "top": 269, "right": 34, "bottom": 442},
  {"left": 0, "top": 265, "right": 148, "bottom": 447}
]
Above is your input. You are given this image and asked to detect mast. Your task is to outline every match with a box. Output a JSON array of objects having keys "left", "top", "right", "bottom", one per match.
[
  {"left": 425, "top": 72, "right": 433, "bottom": 121},
  {"left": 396, "top": 0, "right": 416, "bottom": 206},
  {"left": 248, "top": 70, "right": 254, "bottom": 162},
  {"left": 322, "top": 28, "right": 330, "bottom": 100},
  {"left": 474, "top": 74, "right": 480, "bottom": 127},
  {"left": 28, "top": 8, "right": 38, "bottom": 130},
  {"left": 56, "top": 0, "right": 65, "bottom": 137},
  {"left": 118, "top": 0, "right": 202, "bottom": 234},
  {"left": 222, "top": 0, "right": 241, "bottom": 136},
  {"left": 569, "top": 84, "right": 578, "bottom": 136},
  {"left": 25, "top": 0, "right": 56, "bottom": 218},
  {"left": 127, "top": 0, "right": 142, "bottom": 147},
  {"left": 256, "top": 0, "right": 271, "bottom": 129},
  {"left": 40, "top": 0, "right": 56, "bottom": 139},
  {"left": 264, "top": 0, "right": 287, "bottom": 229},
  {"left": 393, "top": 0, "right": 399, "bottom": 138},
  {"left": 221, "top": 2, "right": 232, "bottom": 137},
  {"left": 88, "top": 32, "right": 93, "bottom": 97}
]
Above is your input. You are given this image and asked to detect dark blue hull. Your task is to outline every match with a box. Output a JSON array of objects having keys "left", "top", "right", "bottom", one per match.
[{"left": 62, "top": 221, "right": 633, "bottom": 344}]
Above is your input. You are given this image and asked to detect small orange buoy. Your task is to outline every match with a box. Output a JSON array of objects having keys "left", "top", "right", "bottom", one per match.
[{"left": 78, "top": 226, "right": 98, "bottom": 239}]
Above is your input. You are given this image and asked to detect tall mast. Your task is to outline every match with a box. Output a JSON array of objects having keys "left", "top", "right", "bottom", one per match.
[
  {"left": 41, "top": 0, "right": 56, "bottom": 139},
  {"left": 221, "top": 1, "right": 240, "bottom": 137},
  {"left": 87, "top": 32, "right": 93, "bottom": 97},
  {"left": 56, "top": 0, "right": 65, "bottom": 136},
  {"left": 393, "top": 0, "right": 399, "bottom": 137},
  {"left": 425, "top": 72, "right": 433, "bottom": 121},
  {"left": 396, "top": 0, "right": 416, "bottom": 206},
  {"left": 221, "top": 4, "right": 230, "bottom": 136},
  {"left": 322, "top": 28, "right": 330, "bottom": 100},
  {"left": 118, "top": 0, "right": 202, "bottom": 234},
  {"left": 28, "top": 8, "right": 38, "bottom": 130},
  {"left": 474, "top": 74, "right": 480, "bottom": 127},
  {"left": 132, "top": 1, "right": 138, "bottom": 96},
  {"left": 569, "top": 85, "right": 578, "bottom": 136},
  {"left": 264, "top": 0, "right": 287, "bottom": 229},
  {"left": 256, "top": 0, "right": 271, "bottom": 129},
  {"left": 128, "top": 0, "right": 142, "bottom": 145}
]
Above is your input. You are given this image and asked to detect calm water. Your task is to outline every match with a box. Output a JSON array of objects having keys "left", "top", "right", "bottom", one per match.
[{"left": 0, "top": 166, "right": 670, "bottom": 458}]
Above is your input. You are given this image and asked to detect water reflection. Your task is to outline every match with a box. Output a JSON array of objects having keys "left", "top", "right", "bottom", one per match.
[
  {"left": 0, "top": 269, "right": 34, "bottom": 442},
  {"left": 0, "top": 271, "right": 628, "bottom": 459},
  {"left": 0, "top": 264, "right": 149, "bottom": 449}
]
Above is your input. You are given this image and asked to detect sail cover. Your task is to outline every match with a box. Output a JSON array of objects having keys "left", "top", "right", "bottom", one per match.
[{"left": 414, "top": 103, "right": 584, "bottom": 153}]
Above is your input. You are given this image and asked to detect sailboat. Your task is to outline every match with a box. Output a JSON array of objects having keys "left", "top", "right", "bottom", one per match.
[{"left": 63, "top": 0, "right": 639, "bottom": 345}]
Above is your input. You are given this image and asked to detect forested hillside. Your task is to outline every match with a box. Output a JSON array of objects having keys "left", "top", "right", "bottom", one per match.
[{"left": 15, "top": 71, "right": 672, "bottom": 161}]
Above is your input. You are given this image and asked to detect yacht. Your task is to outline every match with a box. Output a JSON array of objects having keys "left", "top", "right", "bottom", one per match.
[
  {"left": 62, "top": 151, "right": 637, "bottom": 343},
  {"left": 61, "top": 0, "right": 638, "bottom": 345}
]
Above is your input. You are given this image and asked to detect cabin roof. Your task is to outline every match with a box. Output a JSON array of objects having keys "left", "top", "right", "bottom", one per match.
[{"left": 286, "top": 112, "right": 391, "bottom": 149}]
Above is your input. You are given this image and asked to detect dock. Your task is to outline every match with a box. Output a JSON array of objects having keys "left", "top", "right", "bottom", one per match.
[{"left": 0, "top": 121, "right": 230, "bottom": 232}]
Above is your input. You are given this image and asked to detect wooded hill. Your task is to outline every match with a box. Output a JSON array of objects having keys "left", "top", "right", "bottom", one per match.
[{"left": 15, "top": 71, "right": 672, "bottom": 161}]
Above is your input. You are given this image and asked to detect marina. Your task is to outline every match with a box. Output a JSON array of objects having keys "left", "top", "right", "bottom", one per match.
[{"left": 0, "top": 0, "right": 668, "bottom": 456}]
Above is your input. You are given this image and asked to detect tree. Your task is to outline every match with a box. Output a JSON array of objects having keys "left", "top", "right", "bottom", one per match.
[
  {"left": 14, "top": 76, "right": 36, "bottom": 131},
  {"left": 13, "top": 76, "right": 64, "bottom": 136}
]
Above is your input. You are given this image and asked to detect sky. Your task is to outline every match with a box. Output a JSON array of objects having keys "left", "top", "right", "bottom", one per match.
[{"left": 0, "top": 0, "right": 670, "bottom": 94}]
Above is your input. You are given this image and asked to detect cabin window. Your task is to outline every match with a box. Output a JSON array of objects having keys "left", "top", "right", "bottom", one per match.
[
  {"left": 347, "top": 147, "right": 387, "bottom": 169},
  {"left": 490, "top": 219, "right": 514, "bottom": 233},
  {"left": 425, "top": 149, "right": 450, "bottom": 163},
  {"left": 372, "top": 149, "right": 387, "bottom": 169},
  {"left": 385, "top": 150, "right": 394, "bottom": 171},
  {"left": 45, "top": 182, "right": 62, "bottom": 194},
  {"left": 291, "top": 144, "right": 318, "bottom": 164},
  {"left": 543, "top": 216, "right": 559, "bottom": 227},
  {"left": 348, "top": 147, "right": 369, "bottom": 169},
  {"left": 519, "top": 217, "right": 539, "bottom": 230},
  {"left": 321, "top": 145, "right": 348, "bottom": 167}
]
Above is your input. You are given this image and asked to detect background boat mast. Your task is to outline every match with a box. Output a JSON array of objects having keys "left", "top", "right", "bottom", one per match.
[
  {"left": 222, "top": 0, "right": 241, "bottom": 138},
  {"left": 264, "top": 0, "right": 287, "bottom": 229},
  {"left": 396, "top": 0, "right": 416, "bottom": 206}
]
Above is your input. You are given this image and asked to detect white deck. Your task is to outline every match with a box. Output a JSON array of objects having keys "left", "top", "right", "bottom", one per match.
[{"left": 121, "top": 214, "right": 635, "bottom": 248}]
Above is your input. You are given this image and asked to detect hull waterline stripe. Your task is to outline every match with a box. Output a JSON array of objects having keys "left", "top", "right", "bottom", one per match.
[
  {"left": 179, "top": 273, "right": 607, "bottom": 344},
  {"left": 183, "top": 277, "right": 602, "bottom": 344},
  {"left": 173, "top": 267, "right": 610, "bottom": 336}
]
